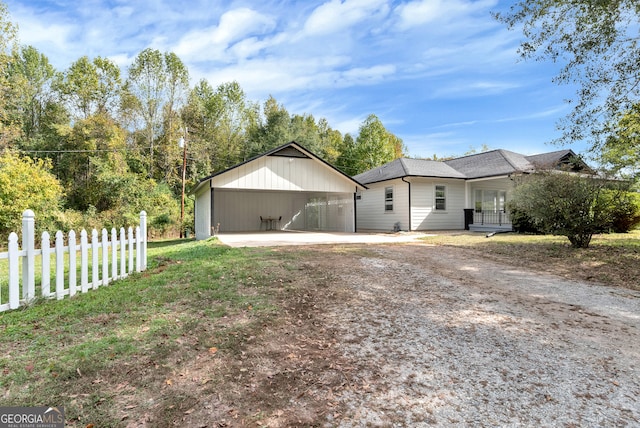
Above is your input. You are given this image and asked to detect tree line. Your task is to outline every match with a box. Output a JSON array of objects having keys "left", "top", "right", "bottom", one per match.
[
  {"left": 2, "top": 1, "right": 640, "bottom": 247},
  {"left": 0, "top": 3, "right": 406, "bottom": 240}
]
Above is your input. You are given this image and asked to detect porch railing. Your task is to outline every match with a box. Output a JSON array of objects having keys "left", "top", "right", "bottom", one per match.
[{"left": 474, "top": 210, "right": 511, "bottom": 226}]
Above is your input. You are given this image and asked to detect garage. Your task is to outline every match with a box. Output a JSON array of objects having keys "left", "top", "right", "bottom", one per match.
[{"left": 191, "top": 142, "right": 366, "bottom": 239}]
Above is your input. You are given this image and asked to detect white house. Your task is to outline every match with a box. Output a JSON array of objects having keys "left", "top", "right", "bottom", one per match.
[
  {"left": 353, "top": 149, "right": 589, "bottom": 232},
  {"left": 191, "top": 142, "right": 367, "bottom": 239}
]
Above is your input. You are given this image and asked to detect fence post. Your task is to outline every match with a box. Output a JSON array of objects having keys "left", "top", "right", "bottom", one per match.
[
  {"left": 111, "top": 228, "right": 117, "bottom": 280},
  {"left": 8, "top": 233, "right": 19, "bottom": 310},
  {"left": 120, "top": 227, "right": 126, "bottom": 278},
  {"left": 55, "top": 231, "right": 64, "bottom": 300},
  {"left": 136, "top": 226, "right": 141, "bottom": 272},
  {"left": 41, "top": 231, "right": 51, "bottom": 298},
  {"left": 21, "top": 210, "right": 35, "bottom": 302},
  {"left": 81, "top": 230, "right": 89, "bottom": 293},
  {"left": 69, "top": 230, "right": 77, "bottom": 297},
  {"left": 92, "top": 229, "right": 99, "bottom": 289},
  {"left": 128, "top": 227, "right": 133, "bottom": 274},
  {"left": 140, "top": 211, "right": 147, "bottom": 271},
  {"left": 102, "top": 229, "right": 109, "bottom": 286}
]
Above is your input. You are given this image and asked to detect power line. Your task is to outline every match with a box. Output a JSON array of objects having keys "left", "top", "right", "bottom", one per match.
[{"left": 20, "top": 147, "right": 149, "bottom": 153}]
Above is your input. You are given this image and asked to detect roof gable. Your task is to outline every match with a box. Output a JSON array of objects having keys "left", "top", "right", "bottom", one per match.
[
  {"left": 268, "top": 145, "right": 310, "bottom": 159},
  {"left": 191, "top": 141, "right": 366, "bottom": 194},
  {"left": 525, "top": 149, "right": 593, "bottom": 173}
]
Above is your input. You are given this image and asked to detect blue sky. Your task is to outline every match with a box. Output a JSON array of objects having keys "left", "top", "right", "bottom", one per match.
[{"left": 5, "top": 0, "right": 584, "bottom": 159}]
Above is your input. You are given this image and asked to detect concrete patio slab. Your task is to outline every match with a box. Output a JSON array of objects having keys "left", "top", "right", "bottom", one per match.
[{"left": 215, "top": 231, "right": 432, "bottom": 247}]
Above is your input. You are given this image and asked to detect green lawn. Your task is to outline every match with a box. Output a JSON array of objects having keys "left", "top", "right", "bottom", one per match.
[{"left": 0, "top": 237, "right": 293, "bottom": 426}]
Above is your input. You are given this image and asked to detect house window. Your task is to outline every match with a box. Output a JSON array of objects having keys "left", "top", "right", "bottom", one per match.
[
  {"left": 385, "top": 187, "right": 393, "bottom": 211},
  {"left": 435, "top": 185, "right": 446, "bottom": 211}
]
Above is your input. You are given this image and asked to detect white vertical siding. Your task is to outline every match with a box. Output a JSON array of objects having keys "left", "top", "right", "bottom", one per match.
[
  {"left": 356, "top": 179, "right": 410, "bottom": 231},
  {"left": 194, "top": 185, "right": 211, "bottom": 240},
  {"left": 410, "top": 178, "right": 465, "bottom": 230},
  {"left": 212, "top": 156, "right": 357, "bottom": 193}
]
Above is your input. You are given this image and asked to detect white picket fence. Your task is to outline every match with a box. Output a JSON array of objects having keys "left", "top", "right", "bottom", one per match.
[{"left": 0, "top": 210, "right": 147, "bottom": 312}]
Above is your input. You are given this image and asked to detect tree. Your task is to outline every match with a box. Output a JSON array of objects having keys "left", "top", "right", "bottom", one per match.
[
  {"left": 55, "top": 56, "right": 122, "bottom": 120},
  {"left": 182, "top": 80, "right": 257, "bottom": 177},
  {"left": 0, "top": 2, "right": 20, "bottom": 148},
  {"left": 350, "top": 114, "right": 406, "bottom": 175},
  {"left": 7, "top": 46, "right": 56, "bottom": 143},
  {"left": 182, "top": 79, "right": 221, "bottom": 178},
  {"left": 55, "top": 114, "right": 127, "bottom": 211},
  {"left": 508, "top": 172, "right": 609, "bottom": 248},
  {"left": 212, "top": 81, "right": 253, "bottom": 168},
  {"left": 0, "top": 151, "right": 63, "bottom": 239},
  {"left": 247, "top": 96, "right": 292, "bottom": 157},
  {"left": 599, "top": 104, "right": 640, "bottom": 180},
  {"left": 126, "top": 49, "right": 189, "bottom": 180},
  {"left": 158, "top": 52, "right": 189, "bottom": 184},
  {"left": 335, "top": 133, "right": 357, "bottom": 175},
  {"left": 317, "top": 117, "right": 343, "bottom": 164},
  {"left": 495, "top": 1, "right": 640, "bottom": 150},
  {"left": 126, "top": 48, "right": 166, "bottom": 179}
]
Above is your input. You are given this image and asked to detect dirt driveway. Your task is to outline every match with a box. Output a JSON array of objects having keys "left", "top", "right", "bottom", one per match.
[{"left": 179, "top": 242, "right": 640, "bottom": 427}]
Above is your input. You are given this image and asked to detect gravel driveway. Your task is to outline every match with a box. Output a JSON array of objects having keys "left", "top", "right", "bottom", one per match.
[{"left": 312, "top": 244, "right": 640, "bottom": 427}]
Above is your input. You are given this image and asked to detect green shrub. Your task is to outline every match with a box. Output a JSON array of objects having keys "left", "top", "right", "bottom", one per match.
[
  {"left": 599, "top": 189, "right": 640, "bottom": 233},
  {"left": 508, "top": 204, "right": 544, "bottom": 234}
]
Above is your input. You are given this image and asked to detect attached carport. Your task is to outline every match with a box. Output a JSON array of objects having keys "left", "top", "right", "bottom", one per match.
[{"left": 191, "top": 142, "right": 367, "bottom": 239}]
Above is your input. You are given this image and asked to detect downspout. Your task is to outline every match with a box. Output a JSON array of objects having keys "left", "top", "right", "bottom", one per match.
[
  {"left": 210, "top": 187, "right": 215, "bottom": 237},
  {"left": 401, "top": 177, "right": 412, "bottom": 232},
  {"left": 353, "top": 187, "right": 358, "bottom": 233}
]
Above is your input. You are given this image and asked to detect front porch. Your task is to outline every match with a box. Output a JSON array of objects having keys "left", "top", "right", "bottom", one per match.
[{"left": 465, "top": 209, "right": 513, "bottom": 232}]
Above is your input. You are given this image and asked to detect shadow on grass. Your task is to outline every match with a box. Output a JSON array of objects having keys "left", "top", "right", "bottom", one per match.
[{"left": 147, "top": 238, "right": 196, "bottom": 249}]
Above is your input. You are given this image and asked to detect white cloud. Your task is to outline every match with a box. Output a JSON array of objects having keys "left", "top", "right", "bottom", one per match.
[
  {"left": 395, "top": 0, "right": 498, "bottom": 30},
  {"left": 107, "top": 53, "right": 135, "bottom": 68},
  {"left": 13, "top": 15, "right": 72, "bottom": 51},
  {"left": 173, "top": 8, "right": 276, "bottom": 62},
  {"left": 303, "top": 0, "right": 389, "bottom": 36},
  {"left": 214, "top": 8, "right": 276, "bottom": 45},
  {"left": 207, "top": 60, "right": 395, "bottom": 98}
]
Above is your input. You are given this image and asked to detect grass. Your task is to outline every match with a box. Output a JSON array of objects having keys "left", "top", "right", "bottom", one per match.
[
  {"left": 0, "top": 237, "right": 293, "bottom": 426},
  {"left": 420, "top": 229, "right": 640, "bottom": 290},
  {"left": 0, "top": 231, "right": 638, "bottom": 425}
]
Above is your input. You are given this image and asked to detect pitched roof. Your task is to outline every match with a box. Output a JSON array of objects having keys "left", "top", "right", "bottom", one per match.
[
  {"left": 353, "top": 148, "right": 585, "bottom": 184},
  {"left": 444, "top": 149, "right": 535, "bottom": 179},
  {"left": 190, "top": 141, "right": 367, "bottom": 194},
  {"left": 353, "top": 158, "right": 465, "bottom": 184}
]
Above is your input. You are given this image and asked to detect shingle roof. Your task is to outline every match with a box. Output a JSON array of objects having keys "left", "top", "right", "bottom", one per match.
[
  {"left": 353, "top": 149, "right": 583, "bottom": 184},
  {"left": 525, "top": 149, "right": 575, "bottom": 168},
  {"left": 444, "top": 149, "right": 535, "bottom": 179},
  {"left": 353, "top": 158, "right": 465, "bottom": 184}
]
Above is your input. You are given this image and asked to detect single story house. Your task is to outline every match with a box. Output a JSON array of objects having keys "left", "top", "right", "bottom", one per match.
[
  {"left": 191, "top": 142, "right": 367, "bottom": 239},
  {"left": 353, "top": 149, "right": 590, "bottom": 232}
]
